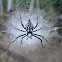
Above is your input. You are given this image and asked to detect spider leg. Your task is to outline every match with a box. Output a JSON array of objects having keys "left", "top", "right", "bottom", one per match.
[
  {"left": 21, "top": 20, "right": 26, "bottom": 30},
  {"left": 13, "top": 28, "right": 26, "bottom": 32},
  {"left": 9, "top": 34, "right": 26, "bottom": 45},
  {"left": 33, "top": 35, "right": 43, "bottom": 50},
  {"left": 33, "top": 21, "right": 38, "bottom": 30},
  {"left": 33, "top": 27, "right": 43, "bottom": 32},
  {"left": 33, "top": 17, "right": 38, "bottom": 30},
  {"left": 33, "top": 34, "right": 50, "bottom": 43},
  {"left": 21, "top": 35, "right": 27, "bottom": 44},
  {"left": 20, "top": 16, "right": 26, "bottom": 30}
]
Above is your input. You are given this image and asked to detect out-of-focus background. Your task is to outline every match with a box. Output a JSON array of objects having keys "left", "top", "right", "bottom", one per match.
[{"left": 0, "top": 0, "right": 62, "bottom": 62}]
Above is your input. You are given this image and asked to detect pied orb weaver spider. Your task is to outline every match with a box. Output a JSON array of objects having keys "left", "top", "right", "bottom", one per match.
[{"left": 10, "top": 16, "right": 50, "bottom": 49}]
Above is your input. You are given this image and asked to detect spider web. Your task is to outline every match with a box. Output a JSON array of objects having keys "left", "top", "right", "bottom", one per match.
[{"left": 5, "top": 0, "right": 61, "bottom": 54}]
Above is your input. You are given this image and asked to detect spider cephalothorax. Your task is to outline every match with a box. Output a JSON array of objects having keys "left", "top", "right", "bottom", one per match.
[
  {"left": 25, "top": 20, "right": 33, "bottom": 39},
  {"left": 11, "top": 17, "right": 49, "bottom": 49}
]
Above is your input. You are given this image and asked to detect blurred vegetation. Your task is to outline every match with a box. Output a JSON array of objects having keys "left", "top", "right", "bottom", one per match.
[
  {"left": 1, "top": 0, "right": 62, "bottom": 14},
  {"left": 19, "top": 0, "right": 31, "bottom": 11},
  {"left": 34, "top": 0, "right": 36, "bottom": 8},
  {"left": 39, "top": 0, "right": 62, "bottom": 15},
  {"left": 13, "top": 0, "right": 16, "bottom": 8},
  {"left": 0, "top": 15, "right": 6, "bottom": 23},
  {"left": 52, "top": 0, "right": 62, "bottom": 14},
  {"left": 39, "top": 0, "right": 53, "bottom": 9},
  {"left": 0, "top": 51, "right": 18, "bottom": 62},
  {"left": 0, "top": 48, "right": 27, "bottom": 62},
  {"left": 58, "top": 28, "right": 62, "bottom": 36},
  {"left": 2, "top": 0, "right": 7, "bottom": 12},
  {"left": 19, "top": 0, "right": 31, "bottom": 8},
  {"left": 51, "top": 36, "right": 61, "bottom": 43}
]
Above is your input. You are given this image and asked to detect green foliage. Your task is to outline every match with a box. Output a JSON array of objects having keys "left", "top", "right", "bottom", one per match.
[
  {"left": 19, "top": 0, "right": 31, "bottom": 9},
  {"left": 34, "top": 0, "right": 36, "bottom": 8},
  {"left": 9, "top": 57, "right": 18, "bottom": 62},
  {"left": 0, "top": 15, "right": 6, "bottom": 23},
  {"left": 39, "top": 0, "right": 62, "bottom": 14},
  {"left": 51, "top": 0, "right": 62, "bottom": 14},
  {"left": 2, "top": 51, "right": 8, "bottom": 59},
  {"left": 2, "top": 0, "right": 7, "bottom": 12},
  {"left": 0, "top": 58, "right": 3, "bottom": 62},
  {"left": 2, "top": 0, "right": 62, "bottom": 14},
  {"left": 20, "top": 55, "right": 23, "bottom": 59},
  {"left": 13, "top": 0, "right": 16, "bottom": 8},
  {"left": 39, "top": 0, "right": 53, "bottom": 9},
  {"left": 51, "top": 36, "right": 61, "bottom": 43},
  {"left": 58, "top": 28, "right": 62, "bottom": 36},
  {"left": 0, "top": 51, "right": 18, "bottom": 62}
]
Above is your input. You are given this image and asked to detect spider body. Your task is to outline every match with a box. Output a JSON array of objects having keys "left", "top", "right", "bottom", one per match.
[
  {"left": 26, "top": 31, "right": 33, "bottom": 38},
  {"left": 25, "top": 20, "right": 33, "bottom": 39},
  {"left": 12, "top": 17, "right": 49, "bottom": 49},
  {"left": 25, "top": 20, "right": 34, "bottom": 31}
]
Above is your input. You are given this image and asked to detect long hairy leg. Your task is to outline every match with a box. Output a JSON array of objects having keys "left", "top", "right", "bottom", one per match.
[
  {"left": 33, "top": 35, "right": 44, "bottom": 50},
  {"left": 21, "top": 35, "right": 27, "bottom": 44},
  {"left": 9, "top": 34, "right": 26, "bottom": 45},
  {"left": 21, "top": 20, "right": 26, "bottom": 29},
  {"left": 20, "top": 16, "right": 26, "bottom": 30},
  {"left": 33, "top": 34, "right": 50, "bottom": 43},
  {"left": 33, "top": 17, "right": 38, "bottom": 30},
  {"left": 33, "top": 27, "right": 43, "bottom": 32}
]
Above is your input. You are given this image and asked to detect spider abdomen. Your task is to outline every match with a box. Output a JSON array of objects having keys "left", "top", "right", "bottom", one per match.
[
  {"left": 26, "top": 31, "right": 33, "bottom": 38},
  {"left": 28, "top": 33, "right": 32, "bottom": 38}
]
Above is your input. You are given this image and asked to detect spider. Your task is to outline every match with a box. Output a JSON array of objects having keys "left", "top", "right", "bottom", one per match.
[{"left": 11, "top": 17, "right": 50, "bottom": 49}]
